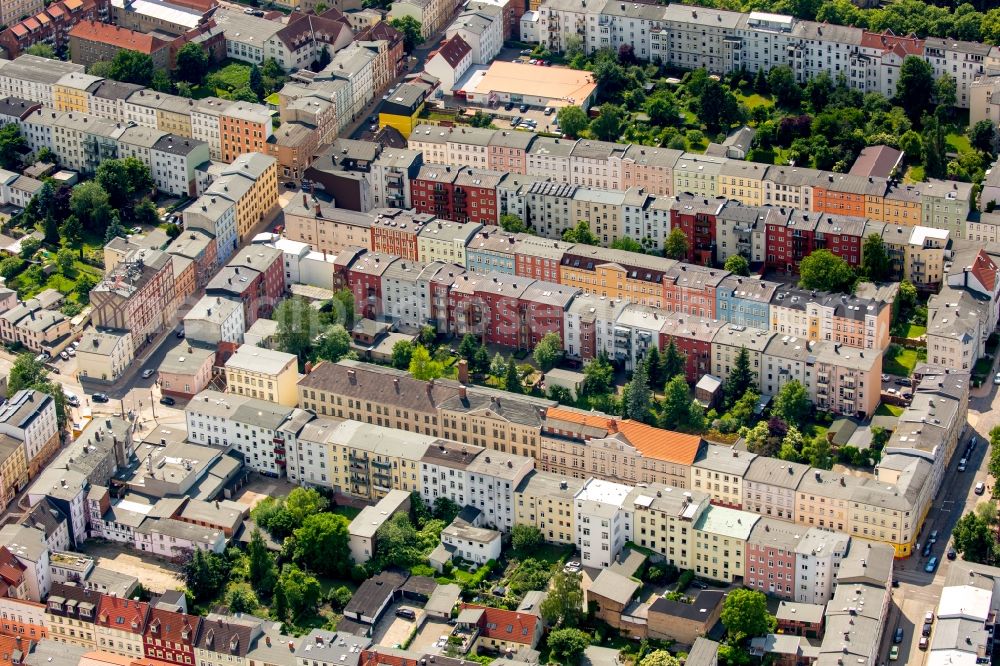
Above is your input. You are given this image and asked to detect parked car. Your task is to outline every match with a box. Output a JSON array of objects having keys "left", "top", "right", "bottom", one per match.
[
  {"left": 993, "top": 372, "right": 1000, "bottom": 385},
  {"left": 504, "top": 102, "right": 514, "bottom": 111},
  {"left": 691, "top": 580, "right": 708, "bottom": 590},
  {"left": 922, "top": 622, "right": 932, "bottom": 637},
  {"left": 159, "top": 396, "right": 176, "bottom": 406},
  {"left": 519, "top": 104, "right": 528, "bottom": 113},
  {"left": 92, "top": 393, "right": 109, "bottom": 403},
  {"left": 141, "top": 369, "right": 155, "bottom": 379},
  {"left": 925, "top": 610, "right": 934, "bottom": 624},
  {"left": 925, "top": 556, "right": 939, "bottom": 573},
  {"left": 64, "top": 394, "right": 80, "bottom": 407},
  {"left": 544, "top": 107, "right": 554, "bottom": 115},
  {"left": 881, "top": 374, "right": 890, "bottom": 382},
  {"left": 976, "top": 482, "right": 986, "bottom": 495},
  {"left": 929, "top": 530, "right": 938, "bottom": 543},
  {"left": 889, "top": 646, "right": 899, "bottom": 661},
  {"left": 893, "top": 628, "right": 904, "bottom": 643},
  {"left": 947, "top": 547, "right": 957, "bottom": 560},
  {"left": 922, "top": 542, "right": 933, "bottom": 557},
  {"left": 66, "top": 347, "right": 75, "bottom": 357},
  {"left": 59, "top": 351, "right": 69, "bottom": 361},
  {"left": 175, "top": 329, "right": 185, "bottom": 339},
  {"left": 959, "top": 457, "right": 968, "bottom": 472},
  {"left": 919, "top": 636, "right": 929, "bottom": 650},
  {"left": 395, "top": 608, "right": 416, "bottom": 620},
  {"left": 895, "top": 377, "right": 911, "bottom": 386},
  {"left": 891, "top": 579, "right": 900, "bottom": 588}
]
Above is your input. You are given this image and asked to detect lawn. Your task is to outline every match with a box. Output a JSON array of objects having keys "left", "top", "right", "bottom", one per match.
[
  {"left": 946, "top": 131, "right": 972, "bottom": 155},
  {"left": 875, "top": 403, "right": 905, "bottom": 417},
  {"left": 904, "top": 165, "right": 926, "bottom": 183},
  {"left": 737, "top": 92, "right": 774, "bottom": 109},
  {"left": 883, "top": 348, "right": 918, "bottom": 376},
  {"left": 900, "top": 323, "right": 927, "bottom": 339}
]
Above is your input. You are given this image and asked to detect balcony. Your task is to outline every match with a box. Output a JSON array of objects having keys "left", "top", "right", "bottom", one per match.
[{"left": 372, "top": 459, "right": 392, "bottom": 470}]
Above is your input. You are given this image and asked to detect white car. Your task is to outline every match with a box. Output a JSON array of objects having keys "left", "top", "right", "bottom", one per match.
[
  {"left": 59, "top": 351, "right": 69, "bottom": 361},
  {"left": 142, "top": 369, "right": 155, "bottom": 379},
  {"left": 993, "top": 372, "right": 1000, "bottom": 385},
  {"left": 66, "top": 348, "right": 75, "bottom": 357}
]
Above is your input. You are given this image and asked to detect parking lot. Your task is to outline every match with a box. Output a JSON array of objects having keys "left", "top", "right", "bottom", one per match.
[
  {"left": 409, "top": 618, "right": 454, "bottom": 654},
  {"left": 371, "top": 601, "right": 424, "bottom": 647}
]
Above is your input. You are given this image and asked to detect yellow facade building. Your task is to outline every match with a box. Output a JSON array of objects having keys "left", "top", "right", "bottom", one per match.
[
  {"left": 53, "top": 73, "right": 102, "bottom": 114},
  {"left": 514, "top": 470, "right": 584, "bottom": 545},
  {"left": 224, "top": 345, "right": 300, "bottom": 407}
]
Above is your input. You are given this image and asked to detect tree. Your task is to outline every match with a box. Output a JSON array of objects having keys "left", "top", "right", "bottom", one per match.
[
  {"left": 277, "top": 564, "right": 321, "bottom": 618},
  {"left": 511, "top": 524, "right": 543, "bottom": 555},
  {"left": 373, "top": 514, "right": 424, "bottom": 569},
  {"left": 772, "top": 380, "right": 811, "bottom": 425},
  {"left": 623, "top": 363, "right": 653, "bottom": 423},
  {"left": 183, "top": 549, "right": 227, "bottom": 602},
  {"left": 541, "top": 570, "right": 584, "bottom": 627},
  {"left": 0, "top": 258, "right": 23, "bottom": 280},
  {"left": 104, "top": 216, "right": 127, "bottom": 244},
  {"left": 490, "top": 352, "right": 507, "bottom": 378},
  {"left": 861, "top": 234, "right": 890, "bottom": 282},
  {"left": 643, "top": 346, "right": 664, "bottom": 387},
  {"left": 952, "top": 511, "right": 997, "bottom": 565},
  {"left": 328, "top": 585, "right": 353, "bottom": 611},
  {"left": 247, "top": 529, "right": 277, "bottom": 595},
  {"left": 0, "top": 125, "right": 25, "bottom": 170},
  {"left": 9, "top": 354, "right": 67, "bottom": 431},
  {"left": 646, "top": 93, "right": 679, "bottom": 127},
  {"left": 698, "top": 78, "right": 741, "bottom": 132},
  {"left": 638, "top": 651, "right": 681, "bottom": 666},
  {"left": 504, "top": 356, "right": 522, "bottom": 393},
  {"left": 74, "top": 273, "right": 98, "bottom": 303},
  {"left": 777, "top": 426, "right": 806, "bottom": 462},
  {"left": 661, "top": 338, "right": 685, "bottom": 381},
  {"left": 249, "top": 64, "right": 265, "bottom": 101},
  {"left": 292, "top": 513, "right": 351, "bottom": 577},
  {"left": 556, "top": 106, "right": 588, "bottom": 139},
  {"left": 315, "top": 46, "right": 332, "bottom": 71},
  {"left": 55, "top": 248, "right": 75, "bottom": 276},
  {"left": 934, "top": 74, "right": 957, "bottom": 111},
  {"left": 273, "top": 297, "right": 322, "bottom": 361},
  {"left": 664, "top": 228, "right": 689, "bottom": 260},
  {"left": 25, "top": 43, "right": 56, "bottom": 59},
  {"left": 723, "top": 387, "right": 759, "bottom": 434},
  {"left": 272, "top": 584, "right": 288, "bottom": 622},
  {"left": 134, "top": 200, "right": 159, "bottom": 228},
  {"left": 767, "top": 65, "right": 802, "bottom": 108},
  {"left": 97, "top": 157, "right": 155, "bottom": 205},
  {"left": 582, "top": 354, "right": 614, "bottom": 396},
  {"left": 175, "top": 43, "right": 209, "bottom": 83},
  {"left": 611, "top": 237, "right": 644, "bottom": 253},
  {"left": 534, "top": 332, "right": 563, "bottom": 371},
  {"left": 547, "top": 628, "right": 590, "bottom": 665},
  {"left": 418, "top": 325, "right": 436, "bottom": 346},
  {"left": 70, "top": 181, "right": 112, "bottom": 234},
  {"left": 661, "top": 374, "right": 703, "bottom": 433},
  {"left": 590, "top": 104, "right": 624, "bottom": 141},
  {"left": 972, "top": 119, "right": 997, "bottom": 154},
  {"left": 900, "top": 129, "right": 923, "bottom": 163},
  {"left": 724, "top": 347, "right": 756, "bottom": 404},
  {"left": 743, "top": 420, "right": 773, "bottom": 456},
  {"left": 472, "top": 346, "right": 490, "bottom": 376},
  {"left": 331, "top": 288, "right": 355, "bottom": 329},
  {"left": 805, "top": 71, "right": 834, "bottom": 112},
  {"left": 432, "top": 497, "right": 460, "bottom": 523},
  {"left": 225, "top": 582, "right": 259, "bottom": 613},
  {"left": 798, "top": 249, "right": 854, "bottom": 292},
  {"left": 18, "top": 237, "right": 40, "bottom": 260},
  {"left": 313, "top": 324, "right": 352, "bottom": 362},
  {"left": 389, "top": 16, "right": 422, "bottom": 51},
  {"left": 391, "top": 339, "right": 413, "bottom": 370},
  {"left": 724, "top": 255, "right": 750, "bottom": 277},
  {"left": 721, "top": 588, "right": 774, "bottom": 642},
  {"left": 409, "top": 344, "right": 444, "bottom": 381},
  {"left": 896, "top": 56, "right": 935, "bottom": 121},
  {"left": 109, "top": 50, "right": 155, "bottom": 86},
  {"left": 459, "top": 333, "right": 480, "bottom": 362},
  {"left": 562, "top": 220, "right": 598, "bottom": 245},
  {"left": 500, "top": 213, "right": 528, "bottom": 233}
]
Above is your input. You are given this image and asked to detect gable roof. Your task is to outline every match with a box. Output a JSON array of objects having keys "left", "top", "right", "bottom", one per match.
[
  {"left": 96, "top": 596, "right": 149, "bottom": 633},
  {"left": 145, "top": 608, "right": 201, "bottom": 645},
  {"left": 433, "top": 34, "right": 472, "bottom": 69},
  {"left": 460, "top": 604, "right": 538, "bottom": 645}
]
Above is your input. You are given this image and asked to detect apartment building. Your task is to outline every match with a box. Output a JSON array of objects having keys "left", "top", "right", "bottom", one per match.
[
  {"left": 68, "top": 21, "right": 170, "bottom": 70},
  {"left": 220, "top": 102, "right": 274, "bottom": 163},
  {"left": 769, "top": 287, "right": 891, "bottom": 351},
  {"left": 0, "top": 390, "right": 59, "bottom": 479},
  {"left": 715, "top": 275, "right": 777, "bottom": 331},
  {"left": 45, "top": 582, "right": 99, "bottom": 649},
  {"left": 690, "top": 445, "right": 757, "bottom": 509},
  {"left": 514, "top": 470, "right": 584, "bottom": 545},
  {"left": 622, "top": 484, "right": 709, "bottom": 572},
  {"left": 204, "top": 152, "right": 279, "bottom": 242},
  {"left": 742, "top": 453, "right": 809, "bottom": 523},
  {"left": 744, "top": 518, "right": 809, "bottom": 600},
  {"left": 658, "top": 314, "right": 726, "bottom": 383},
  {"left": 692, "top": 505, "right": 758, "bottom": 583},
  {"left": 574, "top": 478, "right": 631, "bottom": 568},
  {"left": 793, "top": 528, "right": 850, "bottom": 604},
  {"left": 417, "top": 218, "right": 484, "bottom": 264},
  {"left": 225, "top": 345, "right": 299, "bottom": 407}
]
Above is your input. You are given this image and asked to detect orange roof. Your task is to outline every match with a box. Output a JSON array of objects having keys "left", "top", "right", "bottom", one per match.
[
  {"left": 460, "top": 604, "right": 537, "bottom": 645},
  {"left": 970, "top": 250, "right": 998, "bottom": 293},
  {"left": 545, "top": 407, "right": 701, "bottom": 465},
  {"left": 47, "top": 3, "right": 65, "bottom": 17},
  {"left": 545, "top": 405, "right": 613, "bottom": 430},
  {"left": 22, "top": 18, "right": 40, "bottom": 30},
  {"left": 68, "top": 21, "right": 166, "bottom": 53},
  {"left": 617, "top": 419, "right": 702, "bottom": 466},
  {"left": 0, "top": 636, "right": 29, "bottom": 666},
  {"left": 0, "top": 547, "right": 25, "bottom": 588},
  {"left": 96, "top": 597, "right": 149, "bottom": 634},
  {"left": 63, "top": 0, "right": 83, "bottom": 9},
  {"left": 9, "top": 24, "right": 27, "bottom": 37},
  {"left": 144, "top": 609, "right": 201, "bottom": 646},
  {"left": 35, "top": 12, "right": 50, "bottom": 24},
  {"left": 80, "top": 652, "right": 134, "bottom": 666}
]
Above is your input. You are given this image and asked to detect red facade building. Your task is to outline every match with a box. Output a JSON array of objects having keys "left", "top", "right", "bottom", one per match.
[
  {"left": 369, "top": 209, "right": 429, "bottom": 260},
  {"left": 765, "top": 210, "right": 820, "bottom": 273},
  {"left": 514, "top": 237, "right": 571, "bottom": 282},
  {"left": 143, "top": 609, "right": 201, "bottom": 665},
  {"left": 661, "top": 263, "right": 727, "bottom": 319},
  {"left": 410, "top": 166, "right": 501, "bottom": 224},
  {"left": 744, "top": 518, "right": 806, "bottom": 601},
  {"left": 669, "top": 194, "right": 725, "bottom": 265},
  {"left": 810, "top": 213, "right": 867, "bottom": 268},
  {"left": 657, "top": 313, "right": 725, "bottom": 384},
  {"left": 346, "top": 251, "right": 398, "bottom": 320},
  {"left": 204, "top": 246, "right": 283, "bottom": 327}
]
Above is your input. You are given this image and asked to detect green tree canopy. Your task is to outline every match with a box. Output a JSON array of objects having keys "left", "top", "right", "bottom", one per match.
[
  {"left": 273, "top": 297, "right": 322, "bottom": 361},
  {"left": 108, "top": 50, "right": 155, "bottom": 86},
  {"left": 504, "top": 356, "right": 522, "bottom": 393},
  {"left": 622, "top": 363, "right": 653, "bottom": 424},
  {"left": 861, "top": 234, "right": 890, "bottom": 282},
  {"left": 409, "top": 344, "right": 444, "bottom": 381},
  {"left": 772, "top": 380, "right": 811, "bottom": 426},
  {"left": 582, "top": 354, "right": 614, "bottom": 396},
  {"left": 589, "top": 104, "right": 625, "bottom": 141},
  {"left": 500, "top": 213, "right": 528, "bottom": 233},
  {"left": 292, "top": 513, "right": 352, "bottom": 577},
  {"left": 562, "top": 220, "right": 598, "bottom": 245},
  {"left": 556, "top": 106, "right": 588, "bottom": 138},
  {"left": 534, "top": 332, "right": 563, "bottom": 371},
  {"left": 511, "top": 524, "right": 543, "bottom": 555},
  {"left": 313, "top": 324, "right": 352, "bottom": 363},
  {"left": 638, "top": 651, "right": 680, "bottom": 666},
  {"left": 176, "top": 43, "right": 210, "bottom": 83},
  {"left": 0, "top": 125, "right": 25, "bottom": 170},
  {"left": 664, "top": 228, "right": 689, "bottom": 260},
  {"left": 9, "top": 354, "right": 67, "bottom": 431},
  {"left": 391, "top": 339, "right": 413, "bottom": 370},
  {"left": 896, "top": 56, "right": 935, "bottom": 121},
  {"left": 721, "top": 588, "right": 775, "bottom": 643},
  {"left": 540, "top": 571, "right": 585, "bottom": 627},
  {"left": 389, "top": 16, "right": 422, "bottom": 50},
  {"left": 547, "top": 628, "right": 591, "bottom": 665},
  {"left": 798, "top": 249, "right": 855, "bottom": 292},
  {"left": 952, "top": 510, "right": 998, "bottom": 565},
  {"left": 724, "top": 255, "right": 751, "bottom": 276},
  {"left": 277, "top": 564, "right": 322, "bottom": 618},
  {"left": 724, "top": 347, "right": 756, "bottom": 405}
]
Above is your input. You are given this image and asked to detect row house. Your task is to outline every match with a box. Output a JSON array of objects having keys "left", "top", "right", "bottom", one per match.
[
  {"left": 346, "top": 251, "right": 397, "bottom": 320},
  {"left": 514, "top": 470, "right": 584, "bottom": 545},
  {"left": 370, "top": 148, "right": 422, "bottom": 209},
  {"left": 283, "top": 195, "right": 372, "bottom": 255},
  {"left": 563, "top": 292, "right": 627, "bottom": 361},
  {"left": 769, "top": 287, "right": 891, "bottom": 350},
  {"left": 183, "top": 195, "right": 238, "bottom": 266},
  {"left": 667, "top": 194, "right": 726, "bottom": 262},
  {"left": 662, "top": 263, "right": 726, "bottom": 319},
  {"left": 410, "top": 165, "right": 501, "bottom": 225},
  {"left": 658, "top": 313, "right": 726, "bottom": 384},
  {"left": 204, "top": 245, "right": 284, "bottom": 328},
  {"left": 715, "top": 275, "right": 777, "bottom": 331},
  {"left": 621, "top": 145, "right": 682, "bottom": 196},
  {"left": 0, "top": 0, "right": 107, "bottom": 60},
  {"left": 690, "top": 443, "right": 757, "bottom": 509},
  {"left": 90, "top": 249, "right": 176, "bottom": 356},
  {"left": 513, "top": 235, "right": 572, "bottom": 282},
  {"left": 466, "top": 227, "right": 521, "bottom": 275},
  {"left": 381, "top": 258, "right": 428, "bottom": 332},
  {"left": 744, "top": 518, "right": 809, "bottom": 600},
  {"left": 369, "top": 208, "right": 432, "bottom": 260},
  {"left": 558, "top": 246, "right": 674, "bottom": 308},
  {"left": 203, "top": 152, "right": 279, "bottom": 242}
]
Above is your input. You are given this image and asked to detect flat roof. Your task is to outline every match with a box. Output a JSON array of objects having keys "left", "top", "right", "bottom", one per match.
[
  {"left": 461, "top": 61, "right": 597, "bottom": 107},
  {"left": 225, "top": 344, "right": 296, "bottom": 375}
]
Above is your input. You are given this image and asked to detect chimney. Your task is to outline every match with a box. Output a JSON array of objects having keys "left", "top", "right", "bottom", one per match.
[
  {"left": 457, "top": 358, "right": 469, "bottom": 383},
  {"left": 303, "top": 193, "right": 308, "bottom": 207},
  {"left": 459, "top": 385, "right": 467, "bottom": 400},
  {"left": 347, "top": 369, "right": 357, "bottom": 384},
  {"left": 393, "top": 377, "right": 400, "bottom": 391}
]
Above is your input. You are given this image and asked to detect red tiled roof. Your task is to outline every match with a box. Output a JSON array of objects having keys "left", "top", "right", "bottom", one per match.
[
  {"left": 460, "top": 604, "right": 537, "bottom": 645},
  {"left": 971, "top": 250, "right": 998, "bottom": 293},
  {"left": 0, "top": 635, "right": 30, "bottom": 666},
  {"left": 22, "top": 18, "right": 41, "bottom": 31},
  {"left": 144, "top": 609, "right": 201, "bottom": 646},
  {"left": 69, "top": 21, "right": 167, "bottom": 54},
  {"left": 96, "top": 597, "right": 149, "bottom": 634},
  {"left": 47, "top": 3, "right": 66, "bottom": 18},
  {"left": 860, "top": 29, "right": 924, "bottom": 54},
  {"left": 433, "top": 34, "right": 471, "bottom": 69},
  {"left": 62, "top": 0, "right": 83, "bottom": 9},
  {"left": 0, "top": 547, "right": 26, "bottom": 588},
  {"left": 9, "top": 24, "right": 27, "bottom": 38}
]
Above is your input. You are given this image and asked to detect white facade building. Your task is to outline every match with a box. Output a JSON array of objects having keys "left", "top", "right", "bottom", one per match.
[{"left": 574, "top": 478, "right": 631, "bottom": 568}]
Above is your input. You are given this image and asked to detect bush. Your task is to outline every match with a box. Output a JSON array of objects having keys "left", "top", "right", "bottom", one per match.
[
  {"left": 643, "top": 562, "right": 679, "bottom": 585},
  {"left": 676, "top": 569, "right": 694, "bottom": 591},
  {"left": 460, "top": 559, "right": 496, "bottom": 593}
]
